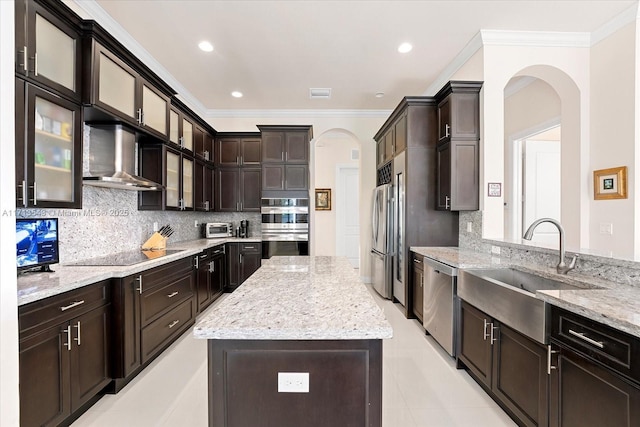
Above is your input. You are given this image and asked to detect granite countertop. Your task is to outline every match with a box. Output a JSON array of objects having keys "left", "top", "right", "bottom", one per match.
[
  {"left": 193, "top": 256, "right": 394, "bottom": 341},
  {"left": 17, "top": 237, "right": 261, "bottom": 306},
  {"left": 411, "top": 246, "right": 640, "bottom": 339}
]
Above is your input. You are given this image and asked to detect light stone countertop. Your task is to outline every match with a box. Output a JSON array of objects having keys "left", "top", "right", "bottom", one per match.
[
  {"left": 411, "top": 246, "right": 640, "bottom": 339},
  {"left": 17, "top": 237, "right": 260, "bottom": 306},
  {"left": 193, "top": 256, "right": 394, "bottom": 341}
]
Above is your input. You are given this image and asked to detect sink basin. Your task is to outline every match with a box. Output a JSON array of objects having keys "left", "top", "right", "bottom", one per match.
[
  {"left": 467, "top": 268, "right": 585, "bottom": 294},
  {"left": 458, "top": 267, "right": 597, "bottom": 344}
]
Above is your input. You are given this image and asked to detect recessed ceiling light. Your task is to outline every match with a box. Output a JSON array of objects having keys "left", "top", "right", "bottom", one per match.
[
  {"left": 231, "top": 91, "right": 243, "bottom": 98},
  {"left": 375, "top": 92, "right": 385, "bottom": 98},
  {"left": 398, "top": 42, "right": 413, "bottom": 53},
  {"left": 198, "top": 41, "right": 214, "bottom": 52}
]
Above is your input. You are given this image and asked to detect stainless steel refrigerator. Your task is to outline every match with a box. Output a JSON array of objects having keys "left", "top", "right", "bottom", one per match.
[{"left": 370, "top": 183, "right": 393, "bottom": 299}]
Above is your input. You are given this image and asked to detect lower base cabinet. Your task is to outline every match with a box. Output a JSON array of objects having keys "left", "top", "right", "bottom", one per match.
[
  {"left": 458, "top": 300, "right": 549, "bottom": 427},
  {"left": 411, "top": 253, "right": 424, "bottom": 322},
  {"left": 19, "top": 280, "right": 111, "bottom": 427},
  {"left": 550, "top": 307, "right": 640, "bottom": 427},
  {"left": 196, "top": 245, "right": 226, "bottom": 313},
  {"left": 226, "top": 242, "right": 261, "bottom": 291}
]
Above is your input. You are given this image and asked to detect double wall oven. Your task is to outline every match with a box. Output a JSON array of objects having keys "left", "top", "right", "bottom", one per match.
[{"left": 261, "top": 198, "right": 309, "bottom": 258}]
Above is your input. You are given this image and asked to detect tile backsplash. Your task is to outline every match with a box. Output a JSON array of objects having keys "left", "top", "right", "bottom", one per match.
[{"left": 16, "top": 186, "right": 260, "bottom": 263}]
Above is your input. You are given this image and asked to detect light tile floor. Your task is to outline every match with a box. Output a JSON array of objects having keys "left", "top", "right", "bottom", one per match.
[{"left": 72, "top": 286, "right": 516, "bottom": 427}]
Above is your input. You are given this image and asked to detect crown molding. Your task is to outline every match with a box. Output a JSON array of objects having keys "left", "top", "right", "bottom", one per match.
[
  {"left": 591, "top": 2, "right": 639, "bottom": 46},
  {"left": 205, "top": 109, "right": 392, "bottom": 119},
  {"left": 480, "top": 29, "right": 591, "bottom": 48}
]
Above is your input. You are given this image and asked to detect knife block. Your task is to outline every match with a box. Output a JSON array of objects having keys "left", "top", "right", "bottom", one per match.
[{"left": 141, "top": 232, "right": 167, "bottom": 251}]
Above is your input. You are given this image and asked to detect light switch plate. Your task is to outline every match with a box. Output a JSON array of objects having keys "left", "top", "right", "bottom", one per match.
[
  {"left": 278, "top": 372, "right": 309, "bottom": 393},
  {"left": 466, "top": 222, "right": 473, "bottom": 233},
  {"left": 491, "top": 245, "right": 501, "bottom": 255}
]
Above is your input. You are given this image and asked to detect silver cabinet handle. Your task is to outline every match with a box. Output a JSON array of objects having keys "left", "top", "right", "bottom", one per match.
[
  {"left": 413, "top": 259, "right": 422, "bottom": 264},
  {"left": 236, "top": 156, "right": 240, "bottom": 166},
  {"left": 168, "top": 320, "right": 180, "bottom": 329},
  {"left": 63, "top": 325, "right": 71, "bottom": 351},
  {"left": 445, "top": 123, "right": 450, "bottom": 138},
  {"left": 483, "top": 319, "right": 490, "bottom": 341},
  {"left": 204, "top": 150, "right": 210, "bottom": 161},
  {"left": 547, "top": 345, "right": 558, "bottom": 375},
  {"left": 137, "top": 108, "right": 143, "bottom": 125},
  {"left": 244, "top": 246, "right": 255, "bottom": 250},
  {"left": 60, "top": 300, "right": 85, "bottom": 311},
  {"left": 167, "top": 291, "right": 179, "bottom": 298},
  {"left": 194, "top": 256, "right": 199, "bottom": 269},
  {"left": 490, "top": 325, "right": 499, "bottom": 345},
  {"left": 136, "top": 275, "right": 143, "bottom": 294},
  {"left": 568, "top": 329, "right": 604, "bottom": 349},
  {"left": 74, "top": 321, "right": 81, "bottom": 346},
  {"left": 208, "top": 261, "right": 214, "bottom": 273},
  {"left": 445, "top": 195, "right": 450, "bottom": 210},
  {"left": 239, "top": 253, "right": 243, "bottom": 264},
  {"left": 32, "top": 182, "right": 37, "bottom": 206},
  {"left": 21, "top": 46, "right": 28, "bottom": 72},
  {"left": 20, "top": 180, "right": 27, "bottom": 207},
  {"left": 34, "top": 52, "right": 38, "bottom": 76},
  {"left": 179, "top": 136, "right": 184, "bottom": 148},
  {"left": 205, "top": 200, "right": 210, "bottom": 211}
]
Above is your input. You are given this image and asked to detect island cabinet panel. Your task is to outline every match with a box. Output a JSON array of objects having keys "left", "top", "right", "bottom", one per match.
[
  {"left": 208, "top": 339, "right": 382, "bottom": 427},
  {"left": 18, "top": 280, "right": 111, "bottom": 427},
  {"left": 459, "top": 300, "right": 549, "bottom": 427},
  {"left": 226, "top": 242, "right": 261, "bottom": 292}
]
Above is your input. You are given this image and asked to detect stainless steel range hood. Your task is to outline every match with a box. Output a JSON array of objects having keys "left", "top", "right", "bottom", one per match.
[{"left": 83, "top": 124, "right": 163, "bottom": 191}]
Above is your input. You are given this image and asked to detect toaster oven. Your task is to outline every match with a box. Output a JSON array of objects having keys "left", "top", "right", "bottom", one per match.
[{"left": 202, "top": 222, "right": 233, "bottom": 238}]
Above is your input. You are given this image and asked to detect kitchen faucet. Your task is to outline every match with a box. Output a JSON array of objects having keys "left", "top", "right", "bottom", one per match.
[{"left": 523, "top": 218, "right": 578, "bottom": 274}]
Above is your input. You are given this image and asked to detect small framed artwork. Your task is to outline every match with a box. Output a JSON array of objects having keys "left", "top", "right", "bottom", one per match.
[
  {"left": 315, "top": 188, "right": 331, "bottom": 210},
  {"left": 594, "top": 166, "right": 627, "bottom": 200},
  {"left": 488, "top": 182, "right": 502, "bottom": 197}
]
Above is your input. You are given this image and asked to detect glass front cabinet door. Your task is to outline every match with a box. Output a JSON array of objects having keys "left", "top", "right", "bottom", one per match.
[
  {"left": 16, "top": 1, "right": 82, "bottom": 101},
  {"left": 17, "top": 82, "right": 82, "bottom": 208}
]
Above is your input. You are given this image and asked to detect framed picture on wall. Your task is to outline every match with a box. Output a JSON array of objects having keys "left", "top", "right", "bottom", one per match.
[
  {"left": 315, "top": 189, "right": 331, "bottom": 210},
  {"left": 594, "top": 166, "right": 627, "bottom": 200}
]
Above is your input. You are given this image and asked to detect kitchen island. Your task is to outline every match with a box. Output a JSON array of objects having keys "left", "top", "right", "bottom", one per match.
[{"left": 193, "top": 256, "right": 393, "bottom": 427}]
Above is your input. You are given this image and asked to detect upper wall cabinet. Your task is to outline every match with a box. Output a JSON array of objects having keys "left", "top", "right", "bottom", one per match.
[
  {"left": 436, "top": 81, "right": 482, "bottom": 143},
  {"left": 15, "top": 0, "right": 83, "bottom": 102},
  {"left": 259, "top": 126, "right": 311, "bottom": 164},
  {"left": 168, "top": 107, "right": 194, "bottom": 154},
  {"left": 376, "top": 111, "right": 407, "bottom": 168},
  {"left": 215, "top": 133, "right": 261, "bottom": 167},
  {"left": 170, "top": 99, "right": 216, "bottom": 162}
]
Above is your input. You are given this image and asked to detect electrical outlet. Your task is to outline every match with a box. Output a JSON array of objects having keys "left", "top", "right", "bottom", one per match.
[
  {"left": 491, "top": 245, "right": 501, "bottom": 255},
  {"left": 278, "top": 372, "right": 309, "bottom": 393},
  {"left": 599, "top": 223, "right": 613, "bottom": 235},
  {"left": 466, "top": 222, "right": 473, "bottom": 233},
  {"left": 194, "top": 220, "right": 199, "bottom": 228},
  {"left": 153, "top": 222, "right": 158, "bottom": 232}
]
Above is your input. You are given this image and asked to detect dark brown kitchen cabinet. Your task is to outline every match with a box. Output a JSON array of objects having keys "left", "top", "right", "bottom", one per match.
[
  {"left": 194, "top": 125, "right": 214, "bottom": 162},
  {"left": 436, "top": 81, "right": 481, "bottom": 142},
  {"left": 168, "top": 107, "right": 194, "bottom": 154},
  {"left": 195, "top": 246, "right": 226, "bottom": 313},
  {"left": 82, "top": 35, "right": 173, "bottom": 141},
  {"left": 411, "top": 253, "right": 424, "bottom": 322},
  {"left": 260, "top": 127, "right": 311, "bottom": 164},
  {"left": 436, "top": 139, "right": 479, "bottom": 211},
  {"left": 215, "top": 133, "right": 261, "bottom": 166},
  {"left": 549, "top": 307, "right": 640, "bottom": 427},
  {"left": 138, "top": 144, "right": 195, "bottom": 211},
  {"left": 15, "top": 0, "right": 83, "bottom": 102},
  {"left": 458, "top": 300, "right": 549, "bottom": 427},
  {"left": 262, "top": 164, "right": 308, "bottom": 191},
  {"left": 111, "top": 258, "right": 195, "bottom": 392},
  {"left": 19, "top": 280, "right": 111, "bottom": 427},
  {"left": 16, "top": 79, "right": 83, "bottom": 209},
  {"left": 194, "top": 160, "right": 214, "bottom": 212},
  {"left": 375, "top": 112, "right": 407, "bottom": 168},
  {"left": 226, "top": 242, "right": 261, "bottom": 292},
  {"left": 215, "top": 167, "right": 261, "bottom": 212}
]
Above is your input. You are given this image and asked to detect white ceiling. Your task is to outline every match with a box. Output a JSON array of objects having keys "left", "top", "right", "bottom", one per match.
[{"left": 80, "top": 0, "right": 636, "bottom": 113}]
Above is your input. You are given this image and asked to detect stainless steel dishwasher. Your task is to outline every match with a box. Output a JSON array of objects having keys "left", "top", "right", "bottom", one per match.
[{"left": 423, "top": 257, "right": 458, "bottom": 356}]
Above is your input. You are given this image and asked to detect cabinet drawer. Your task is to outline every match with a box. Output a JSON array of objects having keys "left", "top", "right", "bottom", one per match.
[
  {"left": 141, "top": 257, "right": 193, "bottom": 292},
  {"left": 240, "top": 242, "right": 261, "bottom": 253},
  {"left": 141, "top": 273, "right": 193, "bottom": 326},
  {"left": 141, "top": 298, "right": 195, "bottom": 364},
  {"left": 19, "top": 280, "right": 110, "bottom": 337},
  {"left": 552, "top": 307, "right": 640, "bottom": 384}
]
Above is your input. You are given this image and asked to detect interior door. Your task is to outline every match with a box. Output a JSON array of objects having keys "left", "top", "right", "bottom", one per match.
[{"left": 336, "top": 166, "right": 360, "bottom": 268}]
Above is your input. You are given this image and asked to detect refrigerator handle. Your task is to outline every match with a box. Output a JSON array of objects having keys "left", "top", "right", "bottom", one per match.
[{"left": 372, "top": 189, "right": 379, "bottom": 244}]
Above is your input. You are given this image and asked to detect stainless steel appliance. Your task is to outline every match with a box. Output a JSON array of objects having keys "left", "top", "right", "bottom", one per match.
[
  {"left": 370, "top": 183, "right": 393, "bottom": 299},
  {"left": 202, "top": 222, "right": 233, "bottom": 239},
  {"left": 239, "top": 220, "right": 249, "bottom": 238},
  {"left": 261, "top": 198, "right": 309, "bottom": 258},
  {"left": 392, "top": 152, "right": 406, "bottom": 304},
  {"left": 423, "top": 257, "right": 458, "bottom": 356}
]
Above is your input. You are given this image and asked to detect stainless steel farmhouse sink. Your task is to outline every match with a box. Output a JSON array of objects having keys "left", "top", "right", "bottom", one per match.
[{"left": 458, "top": 267, "right": 600, "bottom": 344}]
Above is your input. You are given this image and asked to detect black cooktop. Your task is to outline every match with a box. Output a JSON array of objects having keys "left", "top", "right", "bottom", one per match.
[{"left": 68, "top": 249, "right": 184, "bottom": 266}]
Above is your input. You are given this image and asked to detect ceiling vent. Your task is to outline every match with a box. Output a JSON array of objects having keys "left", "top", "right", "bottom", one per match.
[{"left": 309, "top": 88, "right": 331, "bottom": 99}]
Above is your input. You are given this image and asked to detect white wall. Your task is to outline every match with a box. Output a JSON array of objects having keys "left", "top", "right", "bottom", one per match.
[
  {"left": 313, "top": 133, "right": 359, "bottom": 256},
  {"left": 208, "top": 115, "right": 385, "bottom": 281},
  {"left": 1, "top": 1, "right": 20, "bottom": 424},
  {"left": 590, "top": 22, "right": 636, "bottom": 258}
]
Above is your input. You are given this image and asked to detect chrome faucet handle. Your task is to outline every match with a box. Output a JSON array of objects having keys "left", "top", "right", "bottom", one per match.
[{"left": 557, "top": 254, "right": 578, "bottom": 274}]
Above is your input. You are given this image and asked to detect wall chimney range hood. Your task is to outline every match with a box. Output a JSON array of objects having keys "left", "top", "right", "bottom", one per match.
[{"left": 83, "top": 124, "right": 162, "bottom": 191}]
